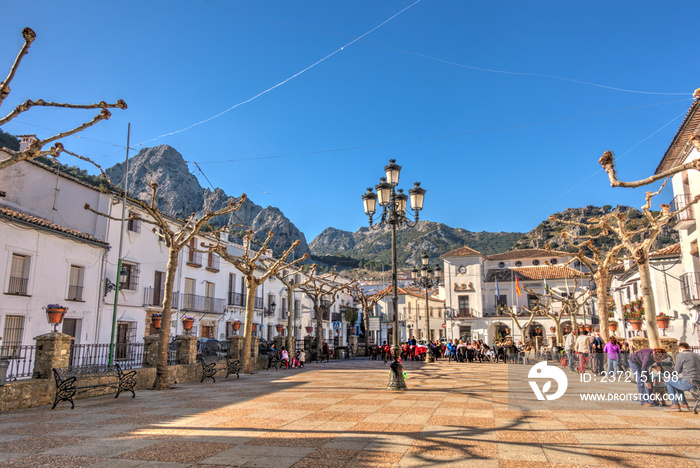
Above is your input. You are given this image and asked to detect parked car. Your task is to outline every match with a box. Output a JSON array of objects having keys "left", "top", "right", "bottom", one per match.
[{"left": 197, "top": 338, "right": 227, "bottom": 361}]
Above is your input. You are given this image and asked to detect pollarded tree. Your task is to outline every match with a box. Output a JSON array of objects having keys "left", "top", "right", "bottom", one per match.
[
  {"left": 524, "top": 280, "right": 592, "bottom": 345},
  {"left": 208, "top": 230, "right": 307, "bottom": 373},
  {"left": 348, "top": 284, "right": 389, "bottom": 356},
  {"left": 263, "top": 260, "right": 317, "bottom": 354},
  {"left": 548, "top": 215, "right": 627, "bottom": 343},
  {"left": 297, "top": 273, "right": 355, "bottom": 356},
  {"left": 0, "top": 27, "right": 126, "bottom": 170},
  {"left": 498, "top": 304, "right": 539, "bottom": 343},
  {"left": 86, "top": 181, "right": 246, "bottom": 389}
]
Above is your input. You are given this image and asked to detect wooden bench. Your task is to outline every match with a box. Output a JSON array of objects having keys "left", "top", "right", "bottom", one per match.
[
  {"left": 201, "top": 358, "right": 241, "bottom": 383},
  {"left": 51, "top": 364, "right": 136, "bottom": 409}
]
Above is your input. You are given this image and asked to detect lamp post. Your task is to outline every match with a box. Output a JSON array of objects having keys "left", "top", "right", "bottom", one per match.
[
  {"left": 362, "top": 159, "right": 425, "bottom": 391},
  {"left": 411, "top": 253, "right": 442, "bottom": 363}
]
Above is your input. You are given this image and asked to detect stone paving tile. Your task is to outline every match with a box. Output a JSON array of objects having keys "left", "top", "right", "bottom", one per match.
[{"left": 2, "top": 360, "right": 700, "bottom": 467}]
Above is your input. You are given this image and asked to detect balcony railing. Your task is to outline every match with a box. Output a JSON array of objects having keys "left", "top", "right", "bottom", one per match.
[
  {"left": 7, "top": 276, "right": 28, "bottom": 295},
  {"left": 180, "top": 293, "right": 225, "bottom": 314},
  {"left": 254, "top": 297, "right": 263, "bottom": 309},
  {"left": 681, "top": 272, "right": 700, "bottom": 305},
  {"left": 454, "top": 308, "right": 477, "bottom": 318},
  {"left": 228, "top": 291, "right": 244, "bottom": 307},
  {"left": 672, "top": 194, "right": 695, "bottom": 228},
  {"left": 143, "top": 287, "right": 179, "bottom": 308}
]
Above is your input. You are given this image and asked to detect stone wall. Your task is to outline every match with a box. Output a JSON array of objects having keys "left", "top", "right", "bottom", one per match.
[{"left": 0, "top": 331, "right": 271, "bottom": 412}]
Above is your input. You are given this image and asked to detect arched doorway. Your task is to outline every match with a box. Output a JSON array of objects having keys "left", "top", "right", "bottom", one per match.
[{"left": 487, "top": 322, "right": 511, "bottom": 344}]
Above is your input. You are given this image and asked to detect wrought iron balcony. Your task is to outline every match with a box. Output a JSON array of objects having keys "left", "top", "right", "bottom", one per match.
[
  {"left": 180, "top": 293, "right": 225, "bottom": 314},
  {"left": 67, "top": 285, "right": 83, "bottom": 301},
  {"left": 143, "top": 287, "right": 179, "bottom": 308},
  {"left": 681, "top": 272, "right": 700, "bottom": 305},
  {"left": 227, "top": 291, "right": 244, "bottom": 307},
  {"left": 672, "top": 194, "right": 695, "bottom": 230}
]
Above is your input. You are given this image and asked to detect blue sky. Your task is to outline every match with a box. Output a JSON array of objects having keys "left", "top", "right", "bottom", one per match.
[{"left": 2, "top": 1, "right": 698, "bottom": 242}]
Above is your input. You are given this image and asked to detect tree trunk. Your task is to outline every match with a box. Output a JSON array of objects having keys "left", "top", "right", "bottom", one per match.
[
  {"left": 639, "top": 262, "right": 661, "bottom": 348},
  {"left": 154, "top": 248, "right": 179, "bottom": 390},
  {"left": 595, "top": 272, "right": 611, "bottom": 343},
  {"left": 364, "top": 304, "right": 370, "bottom": 357},
  {"left": 241, "top": 279, "right": 258, "bottom": 373},
  {"left": 286, "top": 283, "right": 294, "bottom": 354},
  {"left": 315, "top": 305, "right": 323, "bottom": 356}
]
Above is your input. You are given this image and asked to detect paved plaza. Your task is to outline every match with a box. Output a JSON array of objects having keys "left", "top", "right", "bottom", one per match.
[{"left": 0, "top": 359, "right": 699, "bottom": 467}]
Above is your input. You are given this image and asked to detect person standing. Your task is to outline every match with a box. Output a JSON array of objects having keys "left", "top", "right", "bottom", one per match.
[
  {"left": 603, "top": 336, "right": 621, "bottom": 376},
  {"left": 565, "top": 330, "right": 577, "bottom": 373},
  {"left": 591, "top": 330, "right": 604, "bottom": 375},
  {"left": 665, "top": 342, "right": 700, "bottom": 411},
  {"left": 575, "top": 330, "right": 591, "bottom": 373}
]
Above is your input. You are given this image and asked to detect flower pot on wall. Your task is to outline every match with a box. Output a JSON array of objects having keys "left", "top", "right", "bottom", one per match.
[
  {"left": 306, "top": 326, "right": 313, "bottom": 334},
  {"left": 628, "top": 320, "right": 642, "bottom": 331},
  {"left": 151, "top": 316, "right": 162, "bottom": 329},
  {"left": 609, "top": 322, "right": 618, "bottom": 332},
  {"left": 656, "top": 317, "right": 670, "bottom": 329},
  {"left": 232, "top": 321, "right": 241, "bottom": 331},
  {"left": 276, "top": 324, "right": 284, "bottom": 333},
  {"left": 182, "top": 319, "right": 194, "bottom": 331},
  {"left": 46, "top": 308, "right": 66, "bottom": 325}
]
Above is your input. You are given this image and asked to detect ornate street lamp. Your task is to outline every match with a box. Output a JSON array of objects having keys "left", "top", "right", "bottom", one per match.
[
  {"left": 411, "top": 253, "right": 443, "bottom": 363},
  {"left": 362, "top": 159, "right": 425, "bottom": 391}
]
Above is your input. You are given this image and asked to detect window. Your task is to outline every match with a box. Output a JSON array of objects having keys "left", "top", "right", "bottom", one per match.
[
  {"left": 527, "top": 294, "right": 538, "bottom": 309},
  {"left": 121, "top": 261, "right": 140, "bottom": 291},
  {"left": 294, "top": 299, "right": 301, "bottom": 315},
  {"left": 152, "top": 271, "right": 165, "bottom": 306},
  {"left": 430, "top": 306, "right": 434, "bottom": 317},
  {"left": 127, "top": 211, "right": 141, "bottom": 233},
  {"left": 206, "top": 252, "right": 220, "bottom": 272},
  {"left": 67, "top": 265, "right": 84, "bottom": 301},
  {"left": 495, "top": 295, "right": 508, "bottom": 307},
  {"left": 187, "top": 238, "right": 202, "bottom": 267},
  {"left": 7, "top": 253, "right": 30, "bottom": 295},
  {"left": 228, "top": 273, "right": 236, "bottom": 305},
  {"left": 281, "top": 297, "right": 288, "bottom": 319},
  {"left": 458, "top": 296, "right": 470, "bottom": 317},
  {"left": 1, "top": 315, "right": 25, "bottom": 353}
]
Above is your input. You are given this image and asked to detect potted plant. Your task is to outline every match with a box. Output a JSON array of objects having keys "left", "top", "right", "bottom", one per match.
[
  {"left": 44, "top": 304, "right": 68, "bottom": 331},
  {"left": 151, "top": 313, "right": 162, "bottom": 329},
  {"left": 276, "top": 324, "right": 284, "bottom": 333},
  {"left": 656, "top": 313, "right": 671, "bottom": 333},
  {"left": 608, "top": 320, "right": 618, "bottom": 332},
  {"left": 550, "top": 326, "right": 556, "bottom": 333},
  {"left": 181, "top": 315, "right": 195, "bottom": 332},
  {"left": 306, "top": 326, "right": 313, "bottom": 334},
  {"left": 624, "top": 310, "right": 643, "bottom": 330},
  {"left": 232, "top": 320, "right": 242, "bottom": 331},
  {"left": 563, "top": 325, "right": 571, "bottom": 333}
]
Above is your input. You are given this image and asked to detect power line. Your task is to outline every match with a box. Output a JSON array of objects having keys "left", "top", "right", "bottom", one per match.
[
  {"left": 136, "top": 0, "right": 424, "bottom": 146},
  {"left": 192, "top": 99, "right": 692, "bottom": 165}
]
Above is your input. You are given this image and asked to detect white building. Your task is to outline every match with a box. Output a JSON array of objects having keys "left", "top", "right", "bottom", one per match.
[
  {"left": 440, "top": 247, "right": 592, "bottom": 345},
  {"left": 653, "top": 92, "right": 700, "bottom": 343},
  {"left": 0, "top": 204, "right": 108, "bottom": 347},
  {"left": 0, "top": 158, "right": 354, "bottom": 349}
]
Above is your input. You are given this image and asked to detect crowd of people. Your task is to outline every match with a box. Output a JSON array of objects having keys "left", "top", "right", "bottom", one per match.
[{"left": 563, "top": 328, "right": 700, "bottom": 411}]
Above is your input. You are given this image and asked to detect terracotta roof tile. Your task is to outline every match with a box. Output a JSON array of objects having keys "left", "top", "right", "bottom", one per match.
[
  {"left": 650, "top": 243, "right": 681, "bottom": 257},
  {"left": 656, "top": 96, "right": 700, "bottom": 174},
  {"left": 441, "top": 245, "right": 484, "bottom": 258},
  {"left": 486, "top": 248, "right": 570, "bottom": 261},
  {"left": 485, "top": 265, "right": 588, "bottom": 282},
  {"left": 0, "top": 206, "right": 108, "bottom": 246}
]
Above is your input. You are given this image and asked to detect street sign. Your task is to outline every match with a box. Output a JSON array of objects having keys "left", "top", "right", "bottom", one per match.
[
  {"left": 332, "top": 321, "right": 341, "bottom": 330},
  {"left": 442, "top": 323, "right": 447, "bottom": 329}
]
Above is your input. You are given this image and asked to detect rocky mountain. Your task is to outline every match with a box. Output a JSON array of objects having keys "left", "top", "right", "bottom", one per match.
[
  {"left": 310, "top": 205, "right": 680, "bottom": 270},
  {"left": 310, "top": 221, "right": 523, "bottom": 267},
  {"left": 105, "top": 145, "right": 310, "bottom": 257},
  {"left": 512, "top": 205, "right": 678, "bottom": 253}
]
